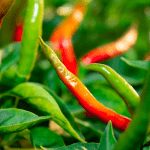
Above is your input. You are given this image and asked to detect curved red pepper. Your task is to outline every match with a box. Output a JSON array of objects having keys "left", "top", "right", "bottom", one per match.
[
  {"left": 81, "top": 25, "right": 138, "bottom": 65},
  {"left": 63, "top": 72, "right": 131, "bottom": 132},
  {"left": 49, "top": 1, "right": 87, "bottom": 50},
  {"left": 59, "top": 37, "right": 78, "bottom": 75},
  {"left": 39, "top": 36, "right": 131, "bottom": 132}
]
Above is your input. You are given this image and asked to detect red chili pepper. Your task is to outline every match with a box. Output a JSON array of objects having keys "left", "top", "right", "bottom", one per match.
[
  {"left": 49, "top": 1, "right": 89, "bottom": 75},
  {"left": 49, "top": 1, "right": 87, "bottom": 51},
  {"left": 39, "top": 36, "right": 131, "bottom": 132},
  {"left": 81, "top": 25, "right": 138, "bottom": 66},
  {"left": 14, "top": 25, "right": 23, "bottom": 42},
  {"left": 59, "top": 37, "right": 78, "bottom": 75}
]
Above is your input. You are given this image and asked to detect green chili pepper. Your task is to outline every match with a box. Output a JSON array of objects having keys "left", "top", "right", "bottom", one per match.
[
  {"left": 86, "top": 63, "right": 140, "bottom": 115},
  {"left": 113, "top": 62, "right": 150, "bottom": 150},
  {"left": 15, "top": 0, "right": 43, "bottom": 84}
]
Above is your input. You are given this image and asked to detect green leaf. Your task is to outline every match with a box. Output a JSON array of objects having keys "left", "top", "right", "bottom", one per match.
[
  {"left": 31, "top": 127, "right": 65, "bottom": 148},
  {"left": 44, "top": 68, "right": 60, "bottom": 93},
  {"left": 41, "top": 143, "right": 99, "bottom": 150},
  {"left": 43, "top": 68, "right": 68, "bottom": 94},
  {"left": 0, "top": 108, "right": 52, "bottom": 135},
  {"left": 37, "top": 83, "right": 85, "bottom": 142},
  {"left": 121, "top": 57, "right": 149, "bottom": 70},
  {"left": 2, "top": 82, "right": 85, "bottom": 142},
  {"left": 2, "top": 43, "right": 20, "bottom": 59},
  {"left": 99, "top": 121, "right": 117, "bottom": 150},
  {"left": 66, "top": 104, "right": 85, "bottom": 115},
  {"left": 0, "top": 43, "right": 20, "bottom": 74},
  {"left": 75, "top": 118, "right": 103, "bottom": 137}
]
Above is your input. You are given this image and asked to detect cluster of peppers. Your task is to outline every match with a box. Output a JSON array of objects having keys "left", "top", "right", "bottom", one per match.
[
  {"left": 0, "top": 0, "right": 150, "bottom": 149},
  {"left": 40, "top": 0, "right": 139, "bottom": 132}
]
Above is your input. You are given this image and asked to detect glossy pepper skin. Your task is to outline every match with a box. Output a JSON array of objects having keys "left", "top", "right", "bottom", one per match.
[
  {"left": 0, "top": 0, "right": 15, "bottom": 28},
  {"left": 39, "top": 36, "right": 131, "bottom": 132},
  {"left": 86, "top": 63, "right": 140, "bottom": 115},
  {"left": 15, "top": 0, "right": 43, "bottom": 84},
  {"left": 113, "top": 62, "right": 150, "bottom": 150},
  {"left": 81, "top": 25, "right": 138, "bottom": 65}
]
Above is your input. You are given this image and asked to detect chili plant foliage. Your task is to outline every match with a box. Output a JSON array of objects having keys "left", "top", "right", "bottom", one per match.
[{"left": 0, "top": 0, "right": 150, "bottom": 149}]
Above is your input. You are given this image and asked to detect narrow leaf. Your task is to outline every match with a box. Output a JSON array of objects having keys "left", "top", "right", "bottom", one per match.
[
  {"left": 121, "top": 57, "right": 149, "bottom": 70},
  {"left": 36, "top": 83, "right": 85, "bottom": 142},
  {"left": 99, "top": 121, "right": 117, "bottom": 150},
  {"left": 0, "top": 43, "right": 20, "bottom": 74},
  {"left": 31, "top": 127, "right": 65, "bottom": 148}
]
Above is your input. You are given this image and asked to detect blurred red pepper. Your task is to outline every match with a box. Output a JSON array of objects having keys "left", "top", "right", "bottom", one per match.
[
  {"left": 14, "top": 24, "right": 23, "bottom": 42},
  {"left": 81, "top": 25, "right": 138, "bottom": 65},
  {"left": 49, "top": 1, "right": 88, "bottom": 50},
  {"left": 13, "top": 16, "right": 24, "bottom": 42},
  {"left": 49, "top": 0, "right": 89, "bottom": 75}
]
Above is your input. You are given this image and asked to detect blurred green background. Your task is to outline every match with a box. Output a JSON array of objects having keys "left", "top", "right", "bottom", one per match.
[{"left": 0, "top": 0, "right": 150, "bottom": 59}]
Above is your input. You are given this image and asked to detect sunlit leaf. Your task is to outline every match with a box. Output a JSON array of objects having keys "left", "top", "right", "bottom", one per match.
[{"left": 2, "top": 82, "right": 85, "bottom": 142}]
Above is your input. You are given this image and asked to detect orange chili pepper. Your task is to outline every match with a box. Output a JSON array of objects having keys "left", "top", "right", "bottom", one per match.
[
  {"left": 49, "top": 0, "right": 88, "bottom": 51},
  {"left": 81, "top": 25, "right": 138, "bottom": 66},
  {"left": 0, "top": 0, "right": 15, "bottom": 28},
  {"left": 49, "top": 1, "right": 89, "bottom": 75},
  {"left": 39, "top": 36, "right": 131, "bottom": 132}
]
